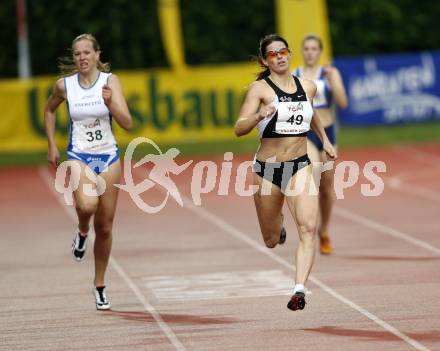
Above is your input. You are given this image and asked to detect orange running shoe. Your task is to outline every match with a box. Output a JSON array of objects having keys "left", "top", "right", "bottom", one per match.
[{"left": 319, "top": 234, "right": 333, "bottom": 255}]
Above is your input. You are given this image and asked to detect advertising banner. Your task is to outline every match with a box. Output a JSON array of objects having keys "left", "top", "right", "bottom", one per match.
[
  {"left": 335, "top": 51, "right": 440, "bottom": 126},
  {"left": 0, "top": 65, "right": 257, "bottom": 153},
  {"left": 0, "top": 0, "right": 333, "bottom": 153}
]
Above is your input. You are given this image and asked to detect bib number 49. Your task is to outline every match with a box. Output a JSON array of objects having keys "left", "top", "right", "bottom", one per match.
[
  {"left": 86, "top": 130, "right": 103, "bottom": 142},
  {"left": 286, "top": 114, "right": 303, "bottom": 125}
]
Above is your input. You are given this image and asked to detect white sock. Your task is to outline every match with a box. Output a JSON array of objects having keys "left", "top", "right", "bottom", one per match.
[{"left": 293, "top": 284, "right": 305, "bottom": 294}]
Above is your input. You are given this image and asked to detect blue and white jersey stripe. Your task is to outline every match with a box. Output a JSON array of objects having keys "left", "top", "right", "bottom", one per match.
[
  {"left": 294, "top": 66, "right": 333, "bottom": 109},
  {"left": 64, "top": 71, "right": 117, "bottom": 154}
]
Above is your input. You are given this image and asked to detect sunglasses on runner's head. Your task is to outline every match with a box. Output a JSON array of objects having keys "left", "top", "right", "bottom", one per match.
[{"left": 265, "top": 47, "right": 290, "bottom": 59}]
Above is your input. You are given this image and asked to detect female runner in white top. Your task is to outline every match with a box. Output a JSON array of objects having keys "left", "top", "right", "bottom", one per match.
[{"left": 44, "top": 34, "right": 132, "bottom": 310}]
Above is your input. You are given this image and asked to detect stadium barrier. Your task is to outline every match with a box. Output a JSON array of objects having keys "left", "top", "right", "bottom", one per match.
[
  {"left": 0, "top": 64, "right": 259, "bottom": 153},
  {"left": 1, "top": 0, "right": 333, "bottom": 153}
]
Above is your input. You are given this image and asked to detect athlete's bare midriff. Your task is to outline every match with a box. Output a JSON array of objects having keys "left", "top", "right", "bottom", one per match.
[
  {"left": 315, "top": 107, "right": 335, "bottom": 128},
  {"left": 256, "top": 136, "right": 307, "bottom": 162}
]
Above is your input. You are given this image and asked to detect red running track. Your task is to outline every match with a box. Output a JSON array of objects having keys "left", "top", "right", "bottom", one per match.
[{"left": 0, "top": 143, "right": 439, "bottom": 351}]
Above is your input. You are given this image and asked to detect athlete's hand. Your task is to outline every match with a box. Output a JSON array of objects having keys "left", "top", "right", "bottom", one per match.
[
  {"left": 102, "top": 84, "right": 112, "bottom": 106},
  {"left": 48, "top": 146, "right": 60, "bottom": 169},
  {"left": 323, "top": 140, "right": 337, "bottom": 160},
  {"left": 323, "top": 65, "right": 336, "bottom": 80},
  {"left": 256, "top": 104, "right": 276, "bottom": 122}
]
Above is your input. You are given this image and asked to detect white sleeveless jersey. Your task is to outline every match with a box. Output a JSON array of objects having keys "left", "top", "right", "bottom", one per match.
[
  {"left": 65, "top": 72, "right": 118, "bottom": 154},
  {"left": 294, "top": 67, "right": 332, "bottom": 109}
]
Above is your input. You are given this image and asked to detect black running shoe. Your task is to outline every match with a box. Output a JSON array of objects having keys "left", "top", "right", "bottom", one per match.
[
  {"left": 279, "top": 213, "right": 286, "bottom": 244},
  {"left": 287, "top": 291, "right": 306, "bottom": 311},
  {"left": 279, "top": 227, "right": 287, "bottom": 244},
  {"left": 72, "top": 232, "right": 87, "bottom": 262},
  {"left": 93, "top": 286, "right": 111, "bottom": 310}
]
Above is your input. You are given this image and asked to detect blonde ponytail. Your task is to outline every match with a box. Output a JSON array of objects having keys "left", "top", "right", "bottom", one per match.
[{"left": 58, "top": 33, "right": 110, "bottom": 77}]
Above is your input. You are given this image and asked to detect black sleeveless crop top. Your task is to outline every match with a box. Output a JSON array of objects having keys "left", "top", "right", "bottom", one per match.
[{"left": 257, "top": 75, "right": 313, "bottom": 139}]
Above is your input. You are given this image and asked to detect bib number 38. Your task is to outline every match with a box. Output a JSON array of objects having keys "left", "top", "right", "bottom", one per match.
[
  {"left": 86, "top": 130, "right": 103, "bottom": 142},
  {"left": 77, "top": 118, "right": 113, "bottom": 152}
]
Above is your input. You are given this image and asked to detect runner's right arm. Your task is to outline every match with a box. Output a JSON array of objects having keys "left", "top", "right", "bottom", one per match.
[
  {"left": 235, "top": 82, "right": 275, "bottom": 137},
  {"left": 44, "top": 79, "right": 66, "bottom": 169}
]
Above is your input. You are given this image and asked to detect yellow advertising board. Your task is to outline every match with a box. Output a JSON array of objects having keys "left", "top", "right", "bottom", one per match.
[
  {"left": 0, "top": 0, "right": 331, "bottom": 153},
  {"left": 0, "top": 65, "right": 256, "bottom": 152},
  {"left": 276, "top": 0, "right": 332, "bottom": 66}
]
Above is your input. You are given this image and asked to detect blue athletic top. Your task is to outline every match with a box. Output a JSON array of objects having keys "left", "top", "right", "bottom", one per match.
[{"left": 293, "top": 66, "right": 332, "bottom": 109}]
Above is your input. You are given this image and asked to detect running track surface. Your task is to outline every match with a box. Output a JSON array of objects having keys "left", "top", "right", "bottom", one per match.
[{"left": 1, "top": 143, "right": 439, "bottom": 351}]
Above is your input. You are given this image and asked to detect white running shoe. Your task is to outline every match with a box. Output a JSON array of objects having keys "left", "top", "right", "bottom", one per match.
[
  {"left": 72, "top": 231, "right": 87, "bottom": 262},
  {"left": 93, "top": 286, "right": 111, "bottom": 310}
]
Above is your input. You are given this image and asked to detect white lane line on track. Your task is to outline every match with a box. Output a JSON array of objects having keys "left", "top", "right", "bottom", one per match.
[
  {"left": 386, "top": 145, "right": 440, "bottom": 201},
  {"left": 385, "top": 176, "right": 440, "bottom": 203},
  {"left": 393, "top": 145, "right": 440, "bottom": 164},
  {"left": 38, "top": 167, "right": 187, "bottom": 351},
  {"left": 143, "top": 270, "right": 313, "bottom": 303},
  {"left": 129, "top": 163, "right": 433, "bottom": 350},
  {"left": 390, "top": 166, "right": 440, "bottom": 182},
  {"left": 334, "top": 207, "right": 440, "bottom": 255},
  {"left": 171, "top": 192, "right": 431, "bottom": 351}
]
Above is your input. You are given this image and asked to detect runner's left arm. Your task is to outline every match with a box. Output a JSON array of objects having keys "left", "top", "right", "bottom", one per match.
[
  {"left": 324, "top": 66, "right": 348, "bottom": 109},
  {"left": 103, "top": 74, "right": 133, "bottom": 130}
]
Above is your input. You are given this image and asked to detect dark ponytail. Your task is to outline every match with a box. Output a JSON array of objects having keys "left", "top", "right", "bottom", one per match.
[
  {"left": 255, "top": 34, "right": 289, "bottom": 80},
  {"left": 256, "top": 67, "right": 271, "bottom": 81}
]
